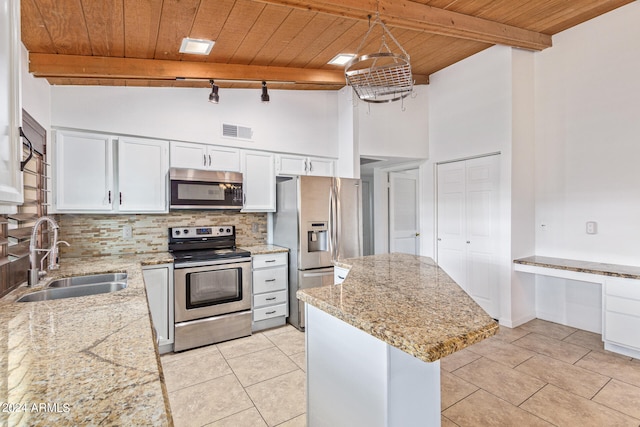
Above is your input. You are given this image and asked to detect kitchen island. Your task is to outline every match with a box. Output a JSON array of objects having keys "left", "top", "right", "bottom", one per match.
[
  {"left": 0, "top": 254, "right": 174, "bottom": 426},
  {"left": 297, "top": 253, "right": 499, "bottom": 427}
]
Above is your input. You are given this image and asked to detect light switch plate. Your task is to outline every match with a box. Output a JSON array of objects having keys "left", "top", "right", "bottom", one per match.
[{"left": 123, "top": 225, "right": 133, "bottom": 239}]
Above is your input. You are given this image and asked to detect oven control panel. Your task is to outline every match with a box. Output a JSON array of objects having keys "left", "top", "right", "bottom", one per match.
[{"left": 171, "top": 226, "right": 234, "bottom": 239}]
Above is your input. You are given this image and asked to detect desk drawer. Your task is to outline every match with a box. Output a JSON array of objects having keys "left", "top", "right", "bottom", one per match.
[
  {"left": 253, "top": 253, "right": 287, "bottom": 269},
  {"left": 254, "top": 290, "right": 287, "bottom": 308},
  {"left": 605, "top": 278, "right": 640, "bottom": 300},
  {"left": 253, "top": 303, "right": 287, "bottom": 321},
  {"left": 253, "top": 266, "right": 287, "bottom": 293}
]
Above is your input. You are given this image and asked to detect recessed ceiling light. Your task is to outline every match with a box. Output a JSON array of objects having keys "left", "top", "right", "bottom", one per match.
[
  {"left": 328, "top": 53, "right": 355, "bottom": 65},
  {"left": 179, "top": 38, "right": 215, "bottom": 55}
]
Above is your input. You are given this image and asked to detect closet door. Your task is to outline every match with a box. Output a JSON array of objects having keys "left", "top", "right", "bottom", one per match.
[{"left": 437, "top": 155, "right": 500, "bottom": 318}]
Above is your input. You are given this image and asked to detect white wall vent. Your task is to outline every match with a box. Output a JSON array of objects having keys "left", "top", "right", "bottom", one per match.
[{"left": 222, "top": 123, "right": 253, "bottom": 141}]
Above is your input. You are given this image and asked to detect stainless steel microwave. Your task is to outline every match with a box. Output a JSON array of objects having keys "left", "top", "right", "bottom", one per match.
[{"left": 169, "top": 168, "right": 244, "bottom": 210}]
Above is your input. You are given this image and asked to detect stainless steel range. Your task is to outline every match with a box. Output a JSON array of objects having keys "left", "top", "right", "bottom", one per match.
[{"left": 170, "top": 225, "right": 252, "bottom": 352}]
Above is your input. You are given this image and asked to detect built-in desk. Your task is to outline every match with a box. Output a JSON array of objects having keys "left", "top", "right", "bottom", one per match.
[{"left": 514, "top": 256, "right": 640, "bottom": 358}]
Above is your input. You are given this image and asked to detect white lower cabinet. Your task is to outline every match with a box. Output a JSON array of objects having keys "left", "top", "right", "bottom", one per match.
[
  {"left": 143, "top": 263, "right": 174, "bottom": 354},
  {"left": 252, "top": 252, "right": 288, "bottom": 331},
  {"left": 603, "top": 277, "right": 640, "bottom": 358}
]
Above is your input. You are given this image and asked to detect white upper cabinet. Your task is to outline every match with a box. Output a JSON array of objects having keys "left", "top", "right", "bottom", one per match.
[
  {"left": 0, "top": 0, "right": 23, "bottom": 206},
  {"left": 54, "top": 130, "right": 169, "bottom": 213},
  {"left": 276, "top": 154, "right": 335, "bottom": 177},
  {"left": 241, "top": 150, "right": 275, "bottom": 212},
  {"left": 54, "top": 131, "right": 114, "bottom": 212},
  {"left": 118, "top": 137, "right": 169, "bottom": 212},
  {"left": 170, "top": 141, "right": 240, "bottom": 172}
]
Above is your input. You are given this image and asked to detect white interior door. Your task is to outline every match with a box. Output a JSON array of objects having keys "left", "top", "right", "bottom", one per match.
[
  {"left": 389, "top": 170, "right": 419, "bottom": 255},
  {"left": 437, "top": 155, "right": 500, "bottom": 318},
  {"left": 436, "top": 162, "right": 467, "bottom": 289}
]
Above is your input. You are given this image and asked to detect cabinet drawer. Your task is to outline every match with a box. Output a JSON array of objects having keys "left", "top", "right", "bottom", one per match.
[
  {"left": 605, "top": 311, "right": 640, "bottom": 349},
  {"left": 253, "top": 303, "right": 287, "bottom": 321},
  {"left": 253, "top": 266, "right": 287, "bottom": 293},
  {"left": 253, "top": 253, "right": 287, "bottom": 269},
  {"left": 606, "top": 295, "right": 640, "bottom": 316},
  {"left": 606, "top": 279, "right": 640, "bottom": 300},
  {"left": 254, "top": 290, "right": 287, "bottom": 308}
]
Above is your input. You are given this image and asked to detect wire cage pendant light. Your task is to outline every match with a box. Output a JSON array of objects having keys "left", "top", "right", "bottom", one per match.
[{"left": 345, "top": 15, "right": 414, "bottom": 104}]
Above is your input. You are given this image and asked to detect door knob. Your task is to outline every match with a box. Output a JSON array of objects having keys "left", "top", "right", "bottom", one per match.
[
  {"left": 415, "top": 233, "right": 420, "bottom": 237},
  {"left": 466, "top": 241, "right": 470, "bottom": 244}
]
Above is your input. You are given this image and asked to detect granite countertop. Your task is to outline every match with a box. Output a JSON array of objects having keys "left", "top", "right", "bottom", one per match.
[
  {"left": 298, "top": 253, "right": 499, "bottom": 363},
  {"left": 241, "top": 244, "right": 289, "bottom": 255},
  {"left": 514, "top": 255, "right": 640, "bottom": 280},
  {"left": 0, "top": 253, "right": 174, "bottom": 426}
]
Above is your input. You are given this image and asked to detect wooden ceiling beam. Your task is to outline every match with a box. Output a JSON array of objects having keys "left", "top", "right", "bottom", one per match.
[
  {"left": 28, "top": 53, "right": 430, "bottom": 85},
  {"left": 252, "top": 0, "right": 552, "bottom": 51}
]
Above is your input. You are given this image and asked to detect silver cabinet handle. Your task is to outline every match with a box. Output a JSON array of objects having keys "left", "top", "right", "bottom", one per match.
[
  {"left": 203, "top": 154, "right": 207, "bottom": 166},
  {"left": 309, "top": 161, "right": 313, "bottom": 172},
  {"left": 265, "top": 278, "right": 276, "bottom": 282},
  {"left": 108, "top": 190, "right": 111, "bottom": 204},
  {"left": 208, "top": 154, "right": 212, "bottom": 166},
  {"left": 266, "top": 310, "right": 276, "bottom": 315},
  {"left": 119, "top": 192, "right": 122, "bottom": 205},
  {"left": 304, "top": 160, "right": 308, "bottom": 172},
  {"left": 265, "top": 259, "right": 276, "bottom": 263},
  {"left": 266, "top": 297, "right": 276, "bottom": 301}
]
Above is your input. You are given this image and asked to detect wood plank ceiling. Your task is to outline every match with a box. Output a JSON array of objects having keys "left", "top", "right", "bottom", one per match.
[{"left": 21, "top": 0, "right": 633, "bottom": 90}]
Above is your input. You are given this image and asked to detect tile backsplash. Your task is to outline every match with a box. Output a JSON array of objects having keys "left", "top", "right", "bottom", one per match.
[{"left": 57, "top": 211, "right": 268, "bottom": 257}]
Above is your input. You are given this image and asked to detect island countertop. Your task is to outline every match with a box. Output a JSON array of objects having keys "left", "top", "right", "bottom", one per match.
[
  {"left": 0, "top": 253, "right": 174, "bottom": 426},
  {"left": 298, "top": 253, "right": 499, "bottom": 363}
]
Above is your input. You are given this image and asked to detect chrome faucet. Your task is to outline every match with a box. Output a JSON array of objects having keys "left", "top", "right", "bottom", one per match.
[{"left": 28, "top": 216, "right": 69, "bottom": 286}]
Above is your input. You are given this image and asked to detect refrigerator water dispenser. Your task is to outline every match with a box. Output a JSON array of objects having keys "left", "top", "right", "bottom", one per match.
[{"left": 307, "top": 222, "right": 328, "bottom": 252}]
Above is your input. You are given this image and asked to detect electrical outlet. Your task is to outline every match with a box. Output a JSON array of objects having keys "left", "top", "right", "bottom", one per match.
[
  {"left": 123, "top": 225, "right": 133, "bottom": 240},
  {"left": 586, "top": 221, "right": 597, "bottom": 235},
  {"left": 252, "top": 223, "right": 259, "bottom": 233}
]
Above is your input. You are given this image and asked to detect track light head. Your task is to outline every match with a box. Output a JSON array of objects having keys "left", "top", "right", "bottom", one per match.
[
  {"left": 208, "top": 79, "right": 219, "bottom": 104},
  {"left": 261, "top": 81, "right": 270, "bottom": 103}
]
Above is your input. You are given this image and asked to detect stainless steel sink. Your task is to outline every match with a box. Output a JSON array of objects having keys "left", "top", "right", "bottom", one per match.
[
  {"left": 47, "top": 272, "right": 128, "bottom": 287},
  {"left": 17, "top": 273, "right": 129, "bottom": 302}
]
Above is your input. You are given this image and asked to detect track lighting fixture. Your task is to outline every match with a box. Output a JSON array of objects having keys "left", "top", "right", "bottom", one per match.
[
  {"left": 261, "top": 81, "right": 270, "bottom": 103},
  {"left": 208, "top": 80, "right": 219, "bottom": 104}
]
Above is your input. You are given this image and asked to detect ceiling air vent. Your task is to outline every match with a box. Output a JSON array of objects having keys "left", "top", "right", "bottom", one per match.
[{"left": 222, "top": 123, "right": 253, "bottom": 141}]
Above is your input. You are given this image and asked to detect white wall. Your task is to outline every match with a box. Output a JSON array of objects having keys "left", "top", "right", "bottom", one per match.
[
  {"left": 358, "top": 85, "right": 429, "bottom": 159},
  {"left": 51, "top": 85, "right": 339, "bottom": 158},
  {"left": 535, "top": 2, "right": 640, "bottom": 266},
  {"left": 532, "top": 1, "right": 640, "bottom": 332}
]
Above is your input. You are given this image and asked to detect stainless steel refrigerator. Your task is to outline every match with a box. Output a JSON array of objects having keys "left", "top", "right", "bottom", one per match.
[{"left": 273, "top": 175, "right": 362, "bottom": 330}]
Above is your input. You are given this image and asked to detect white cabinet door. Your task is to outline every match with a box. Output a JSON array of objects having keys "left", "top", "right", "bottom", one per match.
[
  {"left": 170, "top": 141, "right": 240, "bottom": 172},
  {"left": 54, "top": 131, "right": 114, "bottom": 212},
  {"left": 118, "top": 137, "right": 168, "bottom": 212},
  {"left": 277, "top": 154, "right": 335, "bottom": 177},
  {"left": 143, "top": 264, "right": 174, "bottom": 353},
  {"left": 308, "top": 157, "right": 334, "bottom": 177},
  {"left": 277, "top": 154, "right": 308, "bottom": 175},
  {"left": 603, "top": 277, "right": 640, "bottom": 354},
  {"left": 436, "top": 155, "right": 500, "bottom": 318},
  {"left": 170, "top": 141, "right": 208, "bottom": 170},
  {"left": 0, "top": 0, "right": 22, "bottom": 205},
  {"left": 241, "top": 150, "right": 275, "bottom": 212},
  {"left": 207, "top": 146, "right": 240, "bottom": 172}
]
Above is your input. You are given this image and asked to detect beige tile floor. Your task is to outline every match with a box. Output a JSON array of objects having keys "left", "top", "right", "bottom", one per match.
[{"left": 161, "top": 319, "right": 640, "bottom": 427}]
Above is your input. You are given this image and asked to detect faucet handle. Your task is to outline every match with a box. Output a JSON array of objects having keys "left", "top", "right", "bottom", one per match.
[{"left": 57, "top": 240, "right": 71, "bottom": 247}]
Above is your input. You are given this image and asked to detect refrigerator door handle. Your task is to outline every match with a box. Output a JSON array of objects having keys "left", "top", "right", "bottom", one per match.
[{"left": 329, "top": 182, "right": 335, "bottom": 261}]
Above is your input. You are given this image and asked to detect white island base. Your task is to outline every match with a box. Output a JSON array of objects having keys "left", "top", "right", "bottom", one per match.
[{"left": 306, "top": 305, "right": 441, "bottom": 427}]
